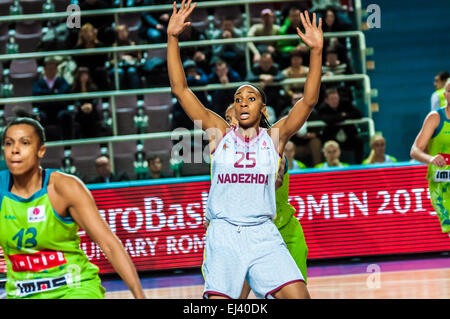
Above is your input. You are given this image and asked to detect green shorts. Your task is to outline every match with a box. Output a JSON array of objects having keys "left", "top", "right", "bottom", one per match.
[
  {"left": 277, "top": 215, "right": 308, "bottom": 284},
  {"left": 429, "top": 180, "right": 450, "bottom": 233}
]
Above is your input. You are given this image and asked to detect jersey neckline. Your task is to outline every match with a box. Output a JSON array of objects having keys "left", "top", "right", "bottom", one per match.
[{"left": 5, "top": 168, "right": 52, "bottom": 203}]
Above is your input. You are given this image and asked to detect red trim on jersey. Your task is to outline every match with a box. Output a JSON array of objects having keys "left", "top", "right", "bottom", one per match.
[
  {"left": 265, "top": 279, "right": 305, "bottom": 298},
  {"left": 234, "top": 126, "right": 264, "bottom": 146},
  {"left": 203, "top": 291, "right": 233, "bottom": 299}
]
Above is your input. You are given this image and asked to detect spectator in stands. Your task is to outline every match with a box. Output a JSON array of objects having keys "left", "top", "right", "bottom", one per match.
[
  {"left": 57, "top": 56, "right": 78, "bottom": 87},
  {"left": 282, "top": 50, "right": 309, "bottom": 100},
  {"left": 183, "top": 59, "right": 208, "bottom": 103},
  {"left": 71, "top": 67, "right": 101, "bottom": 138},
  {"left": 80, "top": 0, "right": 115, "bottom": 45},
  {"left": 211, "top": 17, "right": 246, "bottom": 78},
  {"left": 277, "top": 7, "right": 308, "bottom": 67},
  {"left": 208, "top": 59, "right": 242, "bottom": 116},
  {"left": 247, "top": 8, "right": 280, "bottom": 63},
  {"left": 284, "top": 141, "right": 307, "bottom": 170},
  {"left": 178, "top": 17, "right": 211, "bottom": 73},
  {"left": 89, "top": 155, "right": 130, "bottom": 184},
  {"left": 246, "top": 51, "right": 285, "bottom": 116},
  {"left": 314, "top": 140, "right": 349, "bottom": 168},
  {"left": 322, "top": 7, "right": 351, "bottom": 33},
  {"left": 73, "top": 23, "right": 110, "bottom": 91},
  {"left": 139, "top": 0, "right": 169, "bottom": 43},
  {"left": 281, "top": 92, "right": 323, "bottom": 166},
  {"left": 362, "top": 134, "right": 397, "bottom": 165},
  {"left": 32, "top": 56, "right": 72, "bottom": 141},
  {"left": 311, "top": 0, "right": 342, "bottom": 12},
  {"left": 431, "top": 71, "right": 450, "bottom": 110},
  {"left": 172, "top": 59, "right": 208, "bottom": 129},
  {"left": 322, "top": 47, "right": 351, "bottom": 76},
  {"left": 138, "top": 155, "right": 169, "bottom": 180},
  {"left": 317, "top": 88, "right": 364, "bottom": 164},
  {"left": 320, "top": 8, "right": 352, "bottom": 62},
  {"left": 109, "top": 24, "right": 142, "bottom": 90}
]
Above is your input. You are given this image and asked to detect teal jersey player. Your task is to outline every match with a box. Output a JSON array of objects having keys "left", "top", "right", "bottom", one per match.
[
  {"left": 0, "top": 117, "right": 145, "bottom": 298},
  {"left": 411, "top": 82, "right": 450, "bottom": 235}
]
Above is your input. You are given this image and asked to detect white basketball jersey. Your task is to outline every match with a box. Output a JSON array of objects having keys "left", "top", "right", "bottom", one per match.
[{"left": 206, "top": 126, "right": 281, "bottom": 225}]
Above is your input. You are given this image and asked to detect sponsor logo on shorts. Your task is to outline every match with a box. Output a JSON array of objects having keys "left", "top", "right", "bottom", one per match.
[
  {"left": 434, "top": 170, "right": 450, "bottom": 182},
  {"left": 15, "top": 273, "right": 73, "bottom": 297},
  {"left": 9, "top": 250, "right": 67, "bottom": 272},
  {"left": 27, "top": 205, "right": 46, "bottom": 223}
]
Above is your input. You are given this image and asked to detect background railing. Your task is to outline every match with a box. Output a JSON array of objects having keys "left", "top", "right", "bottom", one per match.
[{"left": 0, "top": 0, "right": 370, "bottom": 176}]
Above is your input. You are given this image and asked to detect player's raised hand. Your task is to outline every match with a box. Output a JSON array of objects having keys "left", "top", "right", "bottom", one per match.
[
  {"left": 296, "top": 11, "right": 323, "bottom": 51},
  {"left": 167, "top": 0, "right": 197, "bottom": 37}
]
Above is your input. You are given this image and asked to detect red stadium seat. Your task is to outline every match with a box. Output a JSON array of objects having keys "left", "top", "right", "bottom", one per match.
[
  {"left": 9, "top": 58, "right": 38, "bottom": 97},
  {"left": 14, "top": 21, "right": 43, "bottom": 53},
  {"left": 113, "top": 94, "right": 138, "bottom": 109},
  {"left": 0, "top": 0, "right": 13, "bottom": 16},
  {"left": 145, "top": 104, "right": 172, "bottom": 133},
  {"left": 53, "top": 0, "right": 70, "bottom": 12},
  {"left": 19, "top": 0, "right": 45, "bottom": 14},
  {"left": 115, "top": 107, "right": 136, "bottom": 135},
  {"left": 40, "top": 145, "right": 65, "bottom": 170},
  {"left": 0, "top": 23, "right": 9, "bottom": 54},
  {"left": 143, "top": 91, "right": 172, "bottom": 107}
]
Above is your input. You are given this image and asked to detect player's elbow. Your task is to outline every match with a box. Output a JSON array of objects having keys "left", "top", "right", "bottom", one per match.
[
  {"left": 410, "top": 145, "right": 418, "bottom": 160},
  {"left": 170, "top": 83, "right": 188, "bottom": 98},
  {"left": 303, "top": 97, "right": 318, "bottom": 109}
]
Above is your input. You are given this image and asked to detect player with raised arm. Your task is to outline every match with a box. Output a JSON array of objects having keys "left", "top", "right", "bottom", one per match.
[{"left": 167, "top": 0, "right": 322, "bottom": 299}]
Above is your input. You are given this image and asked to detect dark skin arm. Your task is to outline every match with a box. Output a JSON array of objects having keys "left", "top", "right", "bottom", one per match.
[
  {"left": 167, "top": 0, "right": 229, "bottom": 141},
  {"left": 270, "top": 11, "right": 323, "bottom": 155},
  {"left": 49, "top": 172, "right": 146, "bottom": 299}
]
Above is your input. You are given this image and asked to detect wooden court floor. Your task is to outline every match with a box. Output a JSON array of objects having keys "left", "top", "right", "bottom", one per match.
[{"left": 105, "top": 267, "right": 450, "bottom": 299}]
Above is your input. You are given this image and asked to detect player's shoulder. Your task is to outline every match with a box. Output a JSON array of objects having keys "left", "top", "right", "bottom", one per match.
[
  {"left": 49, "top": 171, "right": 86, "bottom": 196},
  {"left": 428, "top": 107, "right": 445, "bottom": 119},
  {"left": 425, "top": 109, "right": 442, "bottom": 127}
]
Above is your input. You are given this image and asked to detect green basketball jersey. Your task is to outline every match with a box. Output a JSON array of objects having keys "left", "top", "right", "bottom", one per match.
[
  {"left": 0, "top": 169, "right": 101, "bottom": 298},
  {"left": 427, "top": 107, "right": 450, "bottom": 182},
  {"left": 314, "top": 161, "right": 349, "bottom": 169},
  {"left": 274, "top": 169, "right": 297, "bottom": 229}
]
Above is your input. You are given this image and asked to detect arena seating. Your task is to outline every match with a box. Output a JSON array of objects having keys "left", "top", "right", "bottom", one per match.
[{"left": 0, "top": 0, "right": 373, "bottom": 181}]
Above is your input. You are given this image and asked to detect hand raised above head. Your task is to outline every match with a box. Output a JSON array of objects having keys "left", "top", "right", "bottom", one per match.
[
  {"left": 296, "top": 11, "right": 323, "bottom": 51},
  {"left": 167, "top": 0, "right": 197, "bottom": 37}
]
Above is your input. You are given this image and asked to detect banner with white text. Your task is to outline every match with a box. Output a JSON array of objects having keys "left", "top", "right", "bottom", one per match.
[{"left": 79, "top": 164, "right": 450, "bottom": 274}]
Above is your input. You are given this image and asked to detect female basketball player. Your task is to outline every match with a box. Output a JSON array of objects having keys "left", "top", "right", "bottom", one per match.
[
  {"left": 411, "top": 79, "right": 450, "bottom": 235},
  {"left": 168, "top": 0, "right": 322, "bottom": 299},
  {"left": 224, "top": 105, "right": 309, "bottom": 299},
  {"left": 0, "top": 117, "right": 145, "bottom": 299}
]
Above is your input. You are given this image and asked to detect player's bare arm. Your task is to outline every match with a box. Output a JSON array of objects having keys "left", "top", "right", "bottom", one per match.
[
  {"left": 50, "top": 172, "right": 146, "bottom": 299},
  {"left": 411, "top": 111, "right": 446, "bottom": 167},
  {"left": 167, "top": 0, "right": 229, "bottom": 136},
  {"left": 271, "top": 11, "right": 323, "bottom": 154}
]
